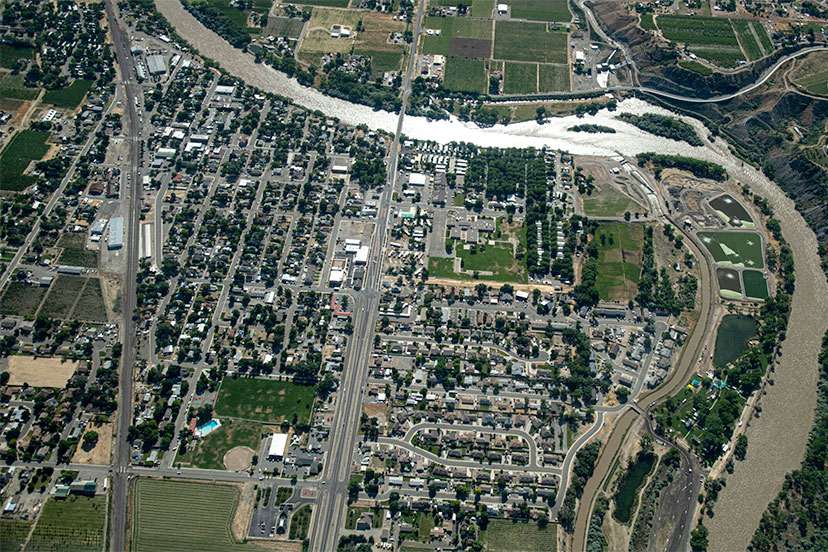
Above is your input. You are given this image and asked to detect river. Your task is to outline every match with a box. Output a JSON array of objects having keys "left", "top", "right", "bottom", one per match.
[{"left": 153, "top": 2, "right": 828, "bottom": 549}]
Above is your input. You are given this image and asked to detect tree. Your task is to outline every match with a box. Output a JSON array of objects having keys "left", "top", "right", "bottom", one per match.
[
  {"left": 734, "top": 434, "right": 748, "bottom": 461},
  {"left": 82, "top": 431, "right": 99, "bottom": 449},
  {"left": 690, "top": 524, "right": 708, "bottom": 551},
  {"left": 537, "top": 512, "right": 549, "bottom": 529}
]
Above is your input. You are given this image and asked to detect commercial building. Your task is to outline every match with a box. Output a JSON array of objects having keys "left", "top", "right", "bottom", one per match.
[
  {"left": 268, "top": 433, "right": 288, "bottom": 460},
  {"left": 408, "top": 172, "right": 427, "bottom": 186},
  {"left": 146, "top": 54, "right": 167, "bottom": 75},
  {"left": 108, "top": 217, "right": 124, "bottom": 250}
]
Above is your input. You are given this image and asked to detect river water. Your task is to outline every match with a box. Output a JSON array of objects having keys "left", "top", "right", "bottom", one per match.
[{"left": 154, "top": 2, "right": 828, "bottom": 548}]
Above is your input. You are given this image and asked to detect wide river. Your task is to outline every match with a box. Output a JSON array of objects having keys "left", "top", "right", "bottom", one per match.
[{"left": 154, "top": 2, "right": 828, "bottom": 548}]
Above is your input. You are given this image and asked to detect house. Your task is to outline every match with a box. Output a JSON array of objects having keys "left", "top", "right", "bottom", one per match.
[{"left": 356, "top": 512, "right": 373, "bottom": 530}]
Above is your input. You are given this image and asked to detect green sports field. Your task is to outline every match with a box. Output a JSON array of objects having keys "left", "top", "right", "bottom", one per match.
[{"left": 215, "top": 377, "right": 315, "bottom": 424}]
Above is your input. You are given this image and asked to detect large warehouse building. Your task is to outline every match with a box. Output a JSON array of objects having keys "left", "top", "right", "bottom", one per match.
[{"left": 268, "top": 433, "right": 288, "bottom": 460}]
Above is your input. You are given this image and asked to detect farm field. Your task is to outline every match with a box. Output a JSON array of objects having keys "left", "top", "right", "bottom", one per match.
[
  {"left": 421, "top": 16, "right": 493, "bottom": 56},
  {"left": 480, "top": 519, "right": 556, "bottom": 551},
  {"left": 179, "top": 419, "right": 266, "bottom": 470},
  {"left": 42, "top": 79, "right": 93, "bottom": 109},
  {"left": 72, "top": 278, "right": 108, "bottom": 322},
  {"left": 503, "top": 62, "right": 537, "bottom": 94},
  {"left": 0, "top": 282, "right": 48, "bottom": 317},
  {"left": 742, "top": 269, "right": 769, "bottom": 300},
  {"left": 538, "top": 63, "right": 569, "bottom": 92},
  {"left": 472, "top": 0, "right": 495, "bottom": 17},
  {"left": 679, "top": 60, "right": 713, "bottom": 75},
  {"left": 732, "top": 19, "right": 765, "bottom": 61},
  {"left": 39, "top": 275, "right": 87, "bottom": 319},
  {"left": 791, "top": 52, "right": 828, "bottom": 96},
  {"left": 26, "top": 495, "right": 106, "bottom": 552},
  {"left": 508, "top": 0, "right": 570, "bottom": 22},
  {"left": 130, "top": 479, "right": 263, "bottom": 552},
  {"left": 713, "top": 314, "right": 756, "bottom": 367},
  {"left": 593, "top": 222, "right": 644, "bottom": 301},
  {"left": 443, "top": 57, "right": 487, "bottom": 93},
  {"left": 581, "top": 183, "right": 640, "bottom": 217},
  {"left": 352, "top": 12, "right": 408, "bottom": 77},
  {"left": 57, "top": 233, "right": 98, "bottom": 268},
  {"left": 263, "top": 16, "right": 305, "bottom": 38},
  {"left": 0, "top": 519, "right": 32, "bottom": 551},
  {"left": 640, "top": 13, "right": 655, "bottom": 30},
  {"left": 0, "top": 73, "right": 40, "bottom": 100},
  {"left": 656, "top": 15, "right": 748, "bottom": 66},
  {"left": 0, "top": 130, "right": 50, "bottom": 191},
  {"left": 698, "top": 231, "right": 764, "bottom": 268},
  {"left": 298, "top": 8, "right": 363, "bottom": 61},
  {"left": 456, "top": 242, "right": 527, "bottom": 283},
  {"left": 493, "top": 21, "right": 567, "bottom": 64},
  {"left": 215, "top": 377, "right": 315, "bottom": 424}
]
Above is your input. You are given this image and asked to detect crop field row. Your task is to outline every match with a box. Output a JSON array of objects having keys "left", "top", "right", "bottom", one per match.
[
  {"left": 131, "top": 479, "right": 261, "bottom": 552},
  {"left": 493, "top": 21, "right": 568, "bottom": 64},
  {"left": 0, "top": 129, "right": 50, "bottom": 191},
  {"left": 732, "top": 19, "right": 765, "bottom": 61},
  {"left": 26, "top": 495, "right": 106, "bottom": 552},
  {"left": 508, "top": 0, "right": 571, "bottom": 22},
  {"left": 502, "top": 62, "right": 570, "bottom": 93},
  {"left": 443, "top": 56, "right": 487, "bottom": 93},
  {"left": 42, "top": 79, "right": 93, "bottom": 109}
]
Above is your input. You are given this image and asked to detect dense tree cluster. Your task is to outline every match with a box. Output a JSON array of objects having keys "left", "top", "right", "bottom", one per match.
[
  {"left": 637, "top": 153, "right": 728, "bottom": 182},
  {"left": 559, "top": 441, "right": 602, "bottom": 532},
  {"left": 619, "top": 113, "right": 703, "bottom": 146}
]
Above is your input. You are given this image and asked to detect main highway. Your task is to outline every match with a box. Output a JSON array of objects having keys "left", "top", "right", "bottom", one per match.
[{"left": 105, "top": 1, "right": 142, "bottom": 550}]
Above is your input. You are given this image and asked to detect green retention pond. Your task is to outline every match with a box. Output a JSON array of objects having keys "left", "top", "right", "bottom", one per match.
[
  {"left": 698, "top": 231, "right": 764, "bottom": 268},
  {"left": 612, "top": 452, "right": 657, "bottom": 524},
  {"left": 713, "top": 314, "right": 757, "bottom": 367},
  {"left": 742, "top": 269, "right": 769, "bottom": 300}
]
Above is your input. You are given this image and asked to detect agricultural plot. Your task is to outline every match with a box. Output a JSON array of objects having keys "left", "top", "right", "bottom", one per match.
[
  {"left": 72, "top": 278, "right": 108, "bottom": 323},
  {"left": 508, "top": 0, "right": 571, "bottom": 22},
  {"left": 39, "top": 275, "right": 87, "bottom": 319},
  {"left": 0, "top": 130, "right": 50, "bottom": 191},
  {"left": 0, "top": 73, "right": 40, "bottom": 101},
  {"left": 716, "top": 267, "right": 742, "bottom": 299},
  {"left": 493, "top": 21, "right": 567, "bottom": 63},
  {"left": 448, "top": 38, "right": 492, "bottom": 59},
  {"left": 352, "top": 12, "right": 407, "bottom": 77},
  {"left": 472, "top": 0, "right": 495, "bottom": 18},
  {"left": 791, "top": 52, "right": 828, "bottom": 96},
  {"left": 215, "top": 377, "right": 315, "bottom": 424},
  {"left": 263, "top": 16, "right": 305, "bottom": 39},
  {"left": 287, "top": 0, "right": 348, "bottom": 7},
  {"left": 593, "top": 222, "right": 644, "bottom": 301},
  {"left": 57, "top": 233, "right": 98, "bottom": 268},
  {"left": 732, "top": 19, "right": 764, "bottom": 61},
  {"left": 698, "top": 231, "right": 764, "bottom": 268},
  {"left": 180, "top": 420, "right": 266, "bottom": 470},
  {"left": 503, "top": 62, "right": 538, "bottom": 94},
  {"left": 26, "top": 495, "right": 106, "bottom": 552},
  {"left": 538, "top": 63, "right": 569, "bottom": 92},
  {"left": 640, "top": 13, "right": 656, "bottom": 30},
  {"left": 480, "top": 519, "right": 556, "bottom": 551},
  {"left": 657, "top": 15, "right": 745, "bottom": 66},
  {"left": 742, "top": 269, "right": 769, "bottom": 300},
  {"left": 443, "top": 57, "right": 487, "bottom": 93},
  {"left": 131, "top": 479, "right": 263, "bottom": 552},
  {"left": 0, "top": 43, "right": 36, "bottom": 69},
  {"left": 421, "top": 16, "right": 493, "bottom": 56},
  {"left": 0, "top": 282, "right": 48, "bottom": 317},
  {"left": 679, "top": 60, "right": 712, "bottom": 75},
  {"left": 298, "top": 8, "right": 363, "bottom": 60},
  {"left": 42, "top": 79, "right": 93, "bottom": 109},
  {"left": 0, "top": 519, "right": 32, "bottom": 551}
]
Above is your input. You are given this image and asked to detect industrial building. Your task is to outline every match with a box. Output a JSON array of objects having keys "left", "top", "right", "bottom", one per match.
[
  {"left": 268, "top": 433, "right": 288, "bottom": 460},
  {"left": 146, "top": 54, "right": 167, "bottom": 75},
  {"left": 108, "top": 217, "right": 124, "bottom": 250}
]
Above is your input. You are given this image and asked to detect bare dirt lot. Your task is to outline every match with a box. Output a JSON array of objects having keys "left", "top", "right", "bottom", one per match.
[
  {"left": 223, "top": 446, "right": 255, "bottom": 471},
  {"left": 71, "top": 421, "right": 113, "bottom": 465},
  {"left": 4, "top": 355, "right": 80, "bottom": 388}
]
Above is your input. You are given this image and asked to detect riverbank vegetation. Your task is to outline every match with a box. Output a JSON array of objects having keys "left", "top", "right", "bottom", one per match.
[
  {"left": 569, "top": 124, "right": 616, "bottom": 133},
  {"left": 618, "top": 113, "right": 703, "bottom": 146},
  {"left": 559, "top": 441, "right": 602, "bottom": 532},
  {"left": 636, "top": 153, "right": 727, "bottom": 182}
]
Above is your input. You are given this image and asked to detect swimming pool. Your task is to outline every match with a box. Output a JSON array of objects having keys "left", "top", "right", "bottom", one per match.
[{"left": 195, "top": 418, "right": 221, "bottom": 438}]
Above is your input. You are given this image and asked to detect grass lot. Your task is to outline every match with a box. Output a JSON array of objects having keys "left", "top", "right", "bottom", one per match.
[
  {"left": 289, "top": 505, "right": 312, "bottom": 540},
  {"left": 640, "top": 13, "right": 655, "bottom": 30},
  {"left": 131, "top": 479, "right": 262, "bottom": 552},
  {"left": 0, "top": 519, "right": 32, "bottom": 551},
  {"left": 679, "top": 60, "right": 713, "bottom": 75},
  {"left": 26, "top": 495, "right": 106, "bottom": 552},
  {"left": 428, "top": 257, "right": 457, "bottom": 279},
  {"left": 42, "top": 79, "right": 93, "bottom": 109},
  {"left": 364, "top": 49, "right": 404, "bottom": 76},
  {"left": 453, "top": 192, "right": 466, "bottom": 206},
  {"left": 741, "top": 269, "right": 769, "bottom": 300},
  {"left": 494, "top": 21, "right": 567, "bottom": 63},
  {"left": 472, "top": 0, "right": 495, "bottom": 18},
  {"left": 698, "top": 231, "right": 764, "bottom": 268},
  {"left": 713, "top": 314, "right": 756, "bottom": 367},
  {"left": 508, "top": 0, "right": 570, "bottom": 22},
  {"left": 215, "top": 377, "right": 315, "bottom": 424},
  {"left": 0, "top": 73, "right": 40, "bottom": 101},
  {"left": 503, "top": 62, "right": 537, "bottom": 94},
  {"left": 57, "top": 233, "right": 98, "bottom": 268},
  {"left": 72, "top": 278, "right": 108, "bottom": 323},
  {"left": 457, "top": 242, "right": 527, "bottom": 283},
  {"left": 593, "top": 222, "right": 644, "bottom": 301},
  {"left": 288, "top": 0, "right": 349, "bottom": 6},
  {"left": 0, "top": 129, "right": 50, "bottom": 191},
  {"left": 352, "top": 12, "right": 407, "bottom": 77},
  {"left": 582, "top": 183, "right": 640, "bottom": 217},
  {"left": 689, "top": 47, "right": 743, "bottom": 67},
  {"left": 421, "top": 16, "right": 493, "bottom": 55},
  {"left": 732, "top": 19, "right": 764, "bottom": 61},
  {"left": 298, "top": 8, "right": 363, "bottom": 61},
  {"left": 538, "top": 63, "right": 570, "bottom": 92},
  {"left": 179, "top": 419, "right": 266, "bottom": 470},
  {"left": 0, "top": 43, "right": 36, "bottom": 69},
  {"left": 443, "top": 57, "right": 487, "bottom": 93},
  {"left": 0, "top": 282, "right": 48, "bottom": 317},
  {"left": 39, "top": 275, "right": 86, "bottom": 320},
  {"left": 481, "top": 519, "right": 556, "bottom": 551}
]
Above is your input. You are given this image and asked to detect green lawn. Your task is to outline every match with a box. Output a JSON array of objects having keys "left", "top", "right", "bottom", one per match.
[
  {"left": 178, "top": 419, "right": 265, "bottom": 470},
  {"left": 503, "top": 62, "right": 537, "bottom": 94},
  {"left": 457, "top": 242, "right": 527, "bottom": 283},
  {"left": 494, "top": 21, "right": 568, "bottom": 63},
  {"left": 0, "top": 282, "right": 48, "bottom": 317},
  {"left": 42, "top": 79, "right": 93, "bottom": 109},
  {"left": 582, "top": 184, "right": 640, "bottom": 217},
  {"left": 215, "top": 377, "right": 315, "bottom": 424},
  {"left": 481, "top": 519, "right": 557, "bottom": 551},
  {"left": 0, "top": 130, "right": 50, "bottom": 191},
  {"left": 443, "top": 57, "right": 487, "bottom": 93},
  {"left": 131, "top": 479, "right": 264, "bottom": 552},
  {"left": 508, "top": 0, "right": 570, "bottom": 22},
  {"left": 538, "top": 63, "right": 570, "bottom": 92},
  {"left": 698, "top": 231, "right": 764, "bottom": 268},
  {"left": 0, "top": 519, "right": 33, "bottom": 552},
  {"left": 27, "top": 495, "right": 106, "bottom": 552},
  {"left": 428, "top": 257, "right": 457, "bottom": 279},
  {"left": 593, "top": 222, "right": 644, "bottom": 301}
]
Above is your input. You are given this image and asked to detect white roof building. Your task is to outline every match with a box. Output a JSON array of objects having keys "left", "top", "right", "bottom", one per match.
[
  {"left": 408, "top": 172, "right": 427, "bottom": 186},
  {"left": 268, "top": 433, "right": 288, "bottom": 458}
]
